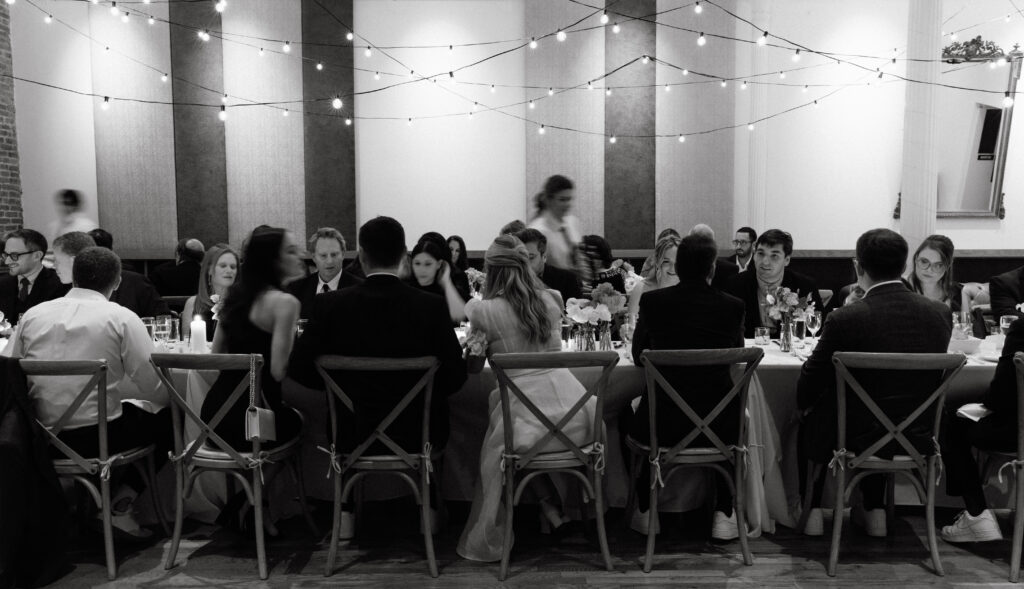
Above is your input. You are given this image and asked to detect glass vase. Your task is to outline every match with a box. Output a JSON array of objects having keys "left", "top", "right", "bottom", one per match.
[
  {"left": 779, "top": 315, "right": 793, "bottom": 353},
  {"left": 598, "top": 321, "right": 613, "bottom": 351},
  {"left": 575, "top": 323, "right": 596, "bottom": 352}
]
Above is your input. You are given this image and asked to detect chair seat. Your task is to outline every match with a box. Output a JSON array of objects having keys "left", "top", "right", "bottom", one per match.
[
  {"left": 189, "top": 433, "right": 302, "bottom": 468},
  {"left": 850, "top": 453, "right": 924, "bottom": 468},
  {"left": 625, "top": 435, "right": 731, "bottom": 463},
  {"left": 512, "top": 443, "right": 598, "bottom": 470},
  {"left": 346, "top": 448, "right": 445, "bottom": 471},
  {"left": 52, "top": 444, "right": 155, "bottom": 475}
]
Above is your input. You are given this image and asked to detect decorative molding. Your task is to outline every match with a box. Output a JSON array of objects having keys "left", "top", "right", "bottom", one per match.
[{"left": 942, "top": 36, "right": 1004, "bottom": 64}]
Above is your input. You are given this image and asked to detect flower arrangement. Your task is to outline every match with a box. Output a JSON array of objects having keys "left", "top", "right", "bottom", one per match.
[
  {"left": 565, "top": 297, "right": 611, "bottom": 325},
  {"left": 764, "top": 287, "right": 814, "bottom": 322},
  {"left": 466, "top": 268, "right": 486, "bottom": 299},
  {"left": 590, "top": 282, "right": 627, "bottom": 317},
  {"left": 1017, "top": 303, "right": 1024, "bottom": 313},
  {"left": 210, "top": 294, "right": 224, "bottom": 320}
]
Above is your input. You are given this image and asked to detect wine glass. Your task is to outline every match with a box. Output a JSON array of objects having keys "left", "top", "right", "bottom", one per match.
[{"left": 806, "top": 311, "right": 822, "bottom": 344}]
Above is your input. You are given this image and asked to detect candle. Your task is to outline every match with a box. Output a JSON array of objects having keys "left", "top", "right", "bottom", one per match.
[{"left": 190, "top": 316, "right": 207, "bottom": 352}]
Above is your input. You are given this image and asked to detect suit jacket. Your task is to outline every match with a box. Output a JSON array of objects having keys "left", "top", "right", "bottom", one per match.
[
  {"left": 0, "top": 268, "right": 68, "bottom": 326},
  {"left": 540, "top": 264, "right": 582, "bottom": 303},
  {"left": 148, "top": 260, "right": 200, "bottom": 297},
  {"left": 287, "top": 271, "right": 364, "bottom": 319},
  {"left": 990, "top": 266, "right": 1024, "bottom": 321},
  {"left": 630, "top": 278, "right": 746, "bottom": 447},
  {"left": 722, "top": 268, "right": 825, "bottom": 338},
  {"left": 981, "top": 317, "right": 1024, "bottom": 425},
  {"left": 797, "top": 282, "right": 953, "bottom": 459},
  {"left": 712, "top": 258, "right": 739, "bottom": 290},
  {"left": 110, "top": 270, "right": 169, "bottom": 318},
  {"left": 289, "top": 274, "right": 467, "bottom": 452}
]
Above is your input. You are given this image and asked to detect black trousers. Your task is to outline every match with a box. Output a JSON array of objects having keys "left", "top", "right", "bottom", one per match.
[{"left": 940, "top": 408, "right": 1016, "bottom": 513}]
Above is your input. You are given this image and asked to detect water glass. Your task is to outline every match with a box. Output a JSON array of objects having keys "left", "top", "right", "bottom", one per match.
[
  {"left": 561, "top": 321, "right": 572, "bottom": 350},
  {"left": 141, "top": 317, "right": 155, "bottom": 340},
  {"left": 754, "top": 327, "right": 771, "bottom": 346},
  {"left": 1001, "top": 315, "right": 1018, "bottom": 335},
  {"left": 167, "top": 317, "right": 180, "bottom": 342},
  {"left": 154, "top": 315, "right": 172, "bottom": 343},
  {"left": 791, "top": 320, "right": 806, "bottom": 349}
]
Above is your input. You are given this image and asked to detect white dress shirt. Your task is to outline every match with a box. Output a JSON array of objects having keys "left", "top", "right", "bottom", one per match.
[
  {"left": 529, "top": 214, "right": 582, "bottom": 271},
  {"left": 317, "top": 271, "right": 342, "bottom": 293},
  {"left": 3, "top": 288, "right": 166, "bottom": 429}
]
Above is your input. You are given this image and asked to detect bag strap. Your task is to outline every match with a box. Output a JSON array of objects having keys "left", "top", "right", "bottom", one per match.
[{"left": 247, "top": 354, "right": 257, "bottom": 410}]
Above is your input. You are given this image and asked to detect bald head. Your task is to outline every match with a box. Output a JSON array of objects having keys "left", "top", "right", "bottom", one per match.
[
  {"left": 177, "top": 238, "right": 206, "bottom": 264},
  {"left": 689, "top": 224, "right": 715, "bottom": 239}
]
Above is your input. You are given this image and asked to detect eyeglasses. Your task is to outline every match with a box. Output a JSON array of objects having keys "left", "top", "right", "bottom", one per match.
[
  {"left": 731, "top": 240, "right": 751, "bottom": 246},
  {"left": 1, "top": 250, "right": 40, "bottom": 262},
  {"left": 915, "top": 257, "right": 947, "bottom": 273}
]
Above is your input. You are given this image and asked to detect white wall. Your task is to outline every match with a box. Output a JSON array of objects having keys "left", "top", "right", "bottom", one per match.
[{"left": 354, "top": 0, "right": 526, "bottom": 250}]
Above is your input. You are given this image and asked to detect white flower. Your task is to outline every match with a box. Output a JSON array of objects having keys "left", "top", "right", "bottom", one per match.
[
  {"left": 765, "top": 294, "right": 776, "bottom": 305},
  {"left": 593, "top": 303, "right": 612, "bottom": 323},
  {"left": 1017, "top": 303, "right": 1024, "bottom": 312}
]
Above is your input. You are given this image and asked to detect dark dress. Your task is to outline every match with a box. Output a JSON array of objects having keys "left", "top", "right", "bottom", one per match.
[{"left": 200, "top": 317, "right": 300, "bottom": 450}]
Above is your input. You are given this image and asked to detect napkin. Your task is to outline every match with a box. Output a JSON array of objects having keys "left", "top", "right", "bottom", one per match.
[{"left": 956, "top": 402, "right": 992, "bottom": 423}]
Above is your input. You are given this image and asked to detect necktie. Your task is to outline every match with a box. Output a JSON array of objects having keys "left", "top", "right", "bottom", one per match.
[
  {"left": 18, "top": 277, "right": 30, "bottom": 303},
  {"left": 321, "top": 283, "right": 331, "bottom": 294}
]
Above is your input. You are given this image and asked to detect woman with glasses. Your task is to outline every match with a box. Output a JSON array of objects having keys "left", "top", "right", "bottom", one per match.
[{"left": 908, "top": 234, "right": 962, "bottom": 312}]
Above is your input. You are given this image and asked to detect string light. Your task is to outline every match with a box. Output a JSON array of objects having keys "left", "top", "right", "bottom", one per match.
[
  {"left": 678, "top": 134, "right": 685, "bottom": 143},
  {"left": 221, "top": 93, "right": 228, "bottom": 104},
  {"left": 682, "top": 68, "right": 689, "bottom": 76},
  {"left": 538, "top": 124, "right": 546, "bottom": 135},
  {"left": 612, "top": 23, "right": 620, "bottom": 34},
  {"left": 346, "top": 32, "right": 354, "bottom": 41},
  {"left": 556, "top": 29, "right": 567, "bottom": 42},
  {"left": 332, "top": 97, "right": 343, "bottom": 109},
  {"left": 813, "top": 100, "right": 819, "bottom": 108},
  {"left": 990, "top": 60, "right": 998, "bottom": 69},
  {"left": 529, "top": 99, "right": 535, "bottom": 108},
  {"left": 877, "top": 71, "right": 883, "bottom": 79},
  {"left": 1004, "top": 92, "right": 1015, "bottom": 108},
  {"left": 641, "top": 55, "right": 650, "bottom": 64},
  {"left": 665, "top": 84, "right": 671, "bottom": 92},
  {"left": 316, "top": 61, "right": 323, "bottom": 71},
  {"left": 530, "top": 37, "right": 537, "bottom": 49},
  {"left": 364, "top": 46, "right": 372, "bottom": 57},
  {"left": 283, "top": 41, "right": 291, "bottom": 53},
  {"left": 1006, "top": 14, "right": 1012, "bottom": 22},
  {"left": 490, "top": 84, "right": 495, "bottom": 93},
  {"left": 345, "top": 118, "right": 352, "bottom": 125},
  {"left": 747, "top": 123, "right": 755, "bottom": 130},
  {"left": 792, "top": 49, "right": 801, "bottom": 62},
  {"left": 473, "top": 102, "right": 478, "bottom": 111},
  {"left": 587, "top": 80, "right": 593, "bottom": 90},
  {"left": 697, "top": 33, "right": 706, "bottom": 46},
  {"left": 548, "top": 87, "right": 554, "bottom": 96},
  {"left": 803, "top": 84, "right": 808, "bottom": 92},
  {"left": 609, "top": 135, "right": 616, "bottom": 144},
  {"left": 148, "top": 17, "right": 155, "bottom": 25},
  {"left": 741, "top": 80, "right": 747, "bottom": 90},
  {"left": 449, "top": 71, "right": 454, "bottom": 78},
  {"left": 121, "top": 12, "right": 129, "bottom": 22},
  {"left": 720, "top": 79, "right": 727, "bottom": 88},
  {"left": 950, "top": 32, "right": 958, "bottom": 41},
  {"left": 198, "top": 30, "right": 211, "bottom": 42},
  {"left": 44, "top": 14, "right": 52, "bottom": 23},
  {"left": 214, "top": 0, "right": 226, "bottom": 12},
  {"left": 258, "top": 47, "right": 265, "bottom": 57},
  {"left": 374, "top": 71, "right": 380, "bottom": 80},
  {"left": 218, "top": 105, "right": 227, "bottom": 121},
  {"left": 605, "top": 88, "right": 612, "bottom": 96},
  {"left": 282, "top": 109, "right": 289, "bottom": 117},
  {"left": 407, "top": 118, "right": 413, "bottom": 126},
  {"left": 600, "top": 11, "right": 609, "bottom": 24},
  {"left": 110, "top": 2, "right": 118, "bottom": 17},
  {"left": 101, "top": 96, "right": 110, "bottom": 111},
  {"left": 778, "top": 71, "right": 786, "bottom": 79},
  {"left": 160, "top": 72, "right": 168, "bottom": 82},
  {"left": 757, "top": 31, "right": 768, "bottom": 46},
  {"left": 694, "top": 1, "right": 703, "bottom": 13},
  {"left": 998, "top": 57, "right": 1008, "bottom": 67}
]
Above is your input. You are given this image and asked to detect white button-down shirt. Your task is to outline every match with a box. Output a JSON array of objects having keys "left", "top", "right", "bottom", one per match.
[
  {"left": 2, "top": 288, "right": 166, "bottom": 429},
  {"left": 317, "top": 271, "right": 342, "bottom": 293},
  {"left": 529, "top": 214, "right": 582, "bottom": 271}
]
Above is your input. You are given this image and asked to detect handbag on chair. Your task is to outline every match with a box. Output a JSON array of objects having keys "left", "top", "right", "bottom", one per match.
[{"left": 243, "top": 355, "right": 276, "bottom": 442}]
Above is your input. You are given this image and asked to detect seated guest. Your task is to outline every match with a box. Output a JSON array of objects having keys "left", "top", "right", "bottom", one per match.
[
  {"left": 640, "top": 228, "right": 681, "bottom": 277},
  {"left": 732, "top": 227, "right": 757, "bottom": 272},
  {"left": 287, "top": 228, "right": 362, "bottom": 319},
  {"left": 939, "top": 316, "right": 1022, "bottom": 542},
  {"left": 908, "top": 234, "right": 962, "bottom": 312},
  {"left": 50, "top": 232, "right": 95, "bottom": 286},
  {"left": 3, "top": 247, "right": 169, "bottom": 539},
  {"left": 447, "top": 235, "right": 469, "bottom": 272},
  {"left": 990, "top": 264, "right": 1024, "bottom": 321},
  {"left": 407, "top": 240, "right": 468, "bottom": 323},
  {"left": 517, "top": 228, "right": 582, "bottom": 304},
  {"left": 417, "top": 232, "right": 471, "bottom": 301},
  {"left": 499, "top": 219, "right": 526, "bottom": 236},
  {"left": 1, "top": 229, "right": 68, "bottom": 326},
  {"left": 797, "top": 228, "right": 952, "bottom": 537},
  {"left": 628, "top": 234, "right": 681, "bottom": 321},
  {"left": 88, "top": 229, "right": 169, "bottom": 318},
  {"left": 629, "top": 233, "right": 747, "bottom": 540},
  {"left": 183, "top": 244, "right": 238, "bottom": 341},
  {"left": 689, "top": 224, "right": 739, "bottom": 289},
  {"left": 458, "top": 235, "right": 593, "bottom": 561},
  {"left": 722, "top": 229, "right": 824, "bottom": 338},
  {"left": 581, "top": 234, "right": 627, "bottom": 294},
  {"left": 290, "top": 216, "right": 466, "bottom": 537},
  {"left": 149, "top": 238, "right": 205, "bottom": 297}
]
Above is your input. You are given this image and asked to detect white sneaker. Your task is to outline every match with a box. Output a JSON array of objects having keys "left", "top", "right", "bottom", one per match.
[
  {"left": 941, "top": 510, "right": 1003, "bottom": 543},
  {"left": 337, "top": 510, "right": 355, "bottom": 541},
  {"left": 803, "top": 508, "right": 824, "bottom": 537},
  {"left": 711, "top": 511, "right": 739, "bottom": 541},
  {"left": 852, "top": 506, "right": 887, "bottom": 538},
  {"left": 630, "top": 508, "right": 660, "bottom": 535}
]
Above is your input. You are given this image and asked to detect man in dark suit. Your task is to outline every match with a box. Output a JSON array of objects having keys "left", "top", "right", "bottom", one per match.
[
  {"left": 722, "top": 229, "right": 824, "bottom": 338},
  {"left": 629, "top": 233, "right": 746, "bottom": 540},
  {"left": 149, "top": 238, "right": 204, "bottom": 297},
  {"left": 797, "top": 228, "right": 953, "bottom": 538},
  {"left": 516, "top": 228, "right": 581, "bottom": 303},
  {"left": 731, "top": 227, "right": 757, "bottom": 272},
  {"left": 1, "top": 229, "right": 68, "bottom": 326},
  {"left": 989, "top": 265, "right": 1024, "bottom": 321},
  {"left": 288, "top": 227, "right": 363, "bottom": 319},
  {"left": 689, "top": 224, "right": 739, "bottom": 289},
  {"left": 88, "top": 229, "right": 169, "bottom": 318}
]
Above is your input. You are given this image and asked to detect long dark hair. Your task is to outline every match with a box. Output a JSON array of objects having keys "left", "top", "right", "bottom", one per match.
[
  {"left": 219, "top": 227, "right": 287, "bottom": 330},
  {"left": 447, "top": 235, "right": 468, "bottom": 271},
  {"left": 532, "top": 174, "right": 574, "bottom": 218},
  {"left": 909, "top": 234, "right": 956, "bottom": 302}
]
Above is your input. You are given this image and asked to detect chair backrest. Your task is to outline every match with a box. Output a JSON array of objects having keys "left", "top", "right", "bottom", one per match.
[
  {"left": 20, "top": 359, "right": 109, "bottom": 474},
  {"left": 150, "top": 353, "right": 264, "bottom": 467},
  {"left": 162, "top": 295, "right": 190, "bottom": 313},
  {"left": 314, "top": 355, "right": 439, "bottom": 471},
  {"left": 489, "top": 351, "right": 618, "bottom": 469},
  {"left": 639, "top": 348, "right": 763, "bottom": 462},
  {"left": 832, "top": 352, "right": 966, "bottom": 471},
  {"left": 1015, "top": 352, "right": 1024, "bottom": 462}
]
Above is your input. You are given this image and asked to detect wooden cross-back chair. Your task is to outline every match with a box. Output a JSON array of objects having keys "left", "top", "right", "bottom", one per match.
[
  {"left": 490, "top": 350, "right": 619, "bottom": 581},
  {"left": 825, "top": 352, "right": 966, "bottom": 577},
  {"left": 150, "top": 353, "right": 315, "bottom": 580},
  {"left": 626, "top": 348, "right": 763, "bottom": 573},
  {"left": 315, "top": 355, "right": 442, "bottom": 578},
  {"left": 20, "top": 359, "right": 169, "bottom": 581}
]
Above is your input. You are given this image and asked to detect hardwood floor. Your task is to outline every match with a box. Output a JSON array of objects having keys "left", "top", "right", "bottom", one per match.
[{"left": 50, "top": 501, "right": 1020, "bottom": 588}]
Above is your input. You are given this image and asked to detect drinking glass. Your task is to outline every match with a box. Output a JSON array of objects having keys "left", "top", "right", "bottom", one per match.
[
  {"left": 806, "top": 311, "right": 822, "bottom": 340},
  {"left": 1001, "top": 315, "right": 1018, "bottom": 335},
  {"left": 791, "top": 319, "right": 806, "bottom": 349},
  {"left": 754, "top": 327, "right": 771, "bottom": 346},
  {"left": 619, "top": 316, "right": 635, "bottom": 347},
  {"left": 141, "top": 317, "right": 155, "bottom": 340},
  {"left": 154, "top": 315, "right": 172, "bottom": 343},
  {"left": 167, "top": 317, "right": 180, "bottom": 342}
]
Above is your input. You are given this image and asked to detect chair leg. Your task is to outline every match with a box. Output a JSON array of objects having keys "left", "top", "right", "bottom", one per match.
[
  {"left": 421, "top": 466, "right": 439, "bottom": 578},
  {"left": 592, "top": 467, "right": 614, "bottom": 571},
  {"left": 324, "top": 473, "right": 343, "bottom": 577},
  {"left": 925, "top": 462, "right": 944, "bottom": 576},
  {"left": 886, "top": 472, "right": 896, "bottom": 530},
  {"left": 165, "top": 462, "right": 186, "bottom": 570},
  {"left": 143, "top": 454, "right": 171, "bottom": 536},
  {"left": 289, "top": 454, "right": 318, "bottom": 538},
  {"left": 624, "top": 451, "right": 641, "bottom": 526},
  {"left": 253, "top": 470, "right": 268, "bottom": 580},
  {"left": 1012, "top": 465, "right": 1024, "bottom": 583},
  {"left": 734, "top": 461, "right": 753, "bottom": 566},
  {"left": 499, "top": 463, "right": 516, "bottom": 581},
  {"left": 100, "top": 477, "right": 117, "bottom": 580},
  {"left": 797, "top": 461, "right": 822, "bottom": 534},
  {"left": 827, "top": 466, "right": 846, "bottom": 577},
  {"left": 643, "top": 472, "right": 659, "bottom": 573}
]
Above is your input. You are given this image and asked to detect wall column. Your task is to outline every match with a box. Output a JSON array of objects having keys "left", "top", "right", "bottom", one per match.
[{"left": 0, "top": 4, "right": 23, "bottom": 233}]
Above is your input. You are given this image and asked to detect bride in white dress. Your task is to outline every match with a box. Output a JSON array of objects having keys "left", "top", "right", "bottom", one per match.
[{"left": 456, "top": 235, "right": 595, "bottom": 562}]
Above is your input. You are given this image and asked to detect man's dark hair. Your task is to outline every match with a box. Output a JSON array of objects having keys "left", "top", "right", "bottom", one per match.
[
  {"left": 57, "top": 189, "right": 82, "bottom": 209},
  {"left": 3, "top": 228, "right": 48, "bottom": 253},
  {"left": 582, "top": 234, "right": 613, "bottom": 268},
  {"left": 88, "top": 228, "right": 114, "bottom": 250},
  {"left": 676, "top": 234, "right": 718, "bottom": 280},
  {"left": 736, "top": 226, "right": 757, "bottom": 243},
  {"left": 500, "top": 220, "right": 526, "bottom": 235},
  {"left": 358, "top": 216, "right": 406, "bottom": 268},
  {"left": 856, "top": 228, "right": 908, "bottom": 282},
  {"left": 515, "top": 228, "right": 547, "bottom": 254},
  {"left": 72, "top": 247, "right": 121, "bottom": 292},
  {"left": 754, "top": 229, "right": 793, "bottom": 257},
  {"left": 53, "top": 232, "right": 96, "bottom": 256}
]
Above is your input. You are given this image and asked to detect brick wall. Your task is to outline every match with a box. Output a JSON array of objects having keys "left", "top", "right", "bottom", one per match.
[{"left": 0, "top": 5, "right": 23, "bottom": 233}]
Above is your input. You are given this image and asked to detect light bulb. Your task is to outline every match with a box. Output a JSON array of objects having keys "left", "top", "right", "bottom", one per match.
[
  {"left": 877, "top": 71, "right": 883, "bottom": 79},
  {"left": 813, "top": 100, "right": 819, "bottom": 108},
  {"left": 221, "top": 94, "right": 228, "bottom": 104},
  {"left": 345, "top": 118, "right": 352, "bottom": 125},
  {"left": 529, "top": 100, "right": 535, "bottom": 108},
  {"left": 219, "top": 106, "right": 227, "bottom": 121},
  {"left": 161, "top": 73, "right": 168, "bottom": 82},
  {"left": 778, "top": 71, "right": 785, "bottom": 79},
  {"left": 741, "top": 81, "right": 747, "bottom": 90},
  {"left": 792, "top": 49, "right": 801, "bottom": 62},
  {"left": 374, "top": 71, "right": 380, "bottom": 80},
  {"left": 694, "top": 1, "right": 702, "bottom": 13},
  {"left": 600, "top": 11, "right": 609, "bottom": 24},
  {"left": 407, "top": 118, "right": 413, "bottom": 126},
  {"left": 346, "top": 32, "right": 354, "bottom": 41},
  {"left": 110, "top": 3, "right": 118, "bottom": 16},
  {"left": 758, "top": 31, "right": 768, "bottom": 46},
  {"left": 121, "top": 12, "right": 129, "bottom": 22},
  {"left": 148, "top": 17, "right": 154, "bottom": 25},
  {"left": 998, "top": 57, "right": 1008, "bottom": 67},
  {"left": 609, "top": 135, "right": 616, "bottom": 144},
  {"left": 490, "top": 84, "right": 496, "bottom": 93},
  {"left": 950, "top": 32, "right": 958, "bottom": 41},
  {"left": 530, "top": 37, "right": 537, "bottom": 49},
  {"left": 90, "top": 0, "right": 98, "bottom": 4},
  {"left": 1004, "top": 92, "right": 1015, "bottom": 108},
  {"left": 316, "top": 62, "right": 323, "bottom": 71},
  {"left": 665, "top": 84, "right": 671, "bottom": 92},
  {"left": 449, "top": 45, "right": 453, "bottom": 52},
  {"left": 678, "top": 134, "right": 685, "bottom": 143},
  {"left": 605, "top": 88, "right": 612, "bottom": 96},
  {"left": 548, "top": 87, "right": 554, "bottom": 96},
  {"left": 364, "top": 46, "right": 372, "bottom": 57},
  {"left": 682, "top": 68, "right": 689, "bottom": 76},
  {"left": 803, "top": 85, "right": 808, "bottom": 92},
  {"left": 612, "top": 22, "right": 620, "bottom": 34},
  {"left": 556, "top": 29, "right": 566, "bottom": 42},
  {"left": 101, "top": 97, "right": 110, "bottom": 111},
  {"left": 747, "top": 123, "right": 754, "bottom": 131},
  {"left": 44, "top": 14, "right": 53, "bottom": 23},
  {"left": 720, "top": 80, "right": 727, "bottom": 88},
  {"left": 538, "top": 125, "right": 546, "bottom": 135},
  {"left": 641, "top": 55, "right": 649, "bottom": 64},
  {"left": 332, "top": 97, "right": 342, "bottom": 109},
  {"left": 587, "top": 80, "right": 593, "bottom": 90},
  {"left": 473, "top": 102, "right": 478, "bottom": 111},
  {"left": 697, "top": 32, "right": 706, "bottom": 46},
  {"left": 282, "top": 109, "right": 289, "bottom": 117},
  {"left": 283, "top": 42, "right": 291, "bottom": 53},
  {"left": 258, "top": 47, "right": 265, "bottom": 57},
  {"left": 215, "top": 0, "right": 226, "bottom": 12},
  {"left": 1007, "top": 13, "right": 1012, "bottom": 22}
]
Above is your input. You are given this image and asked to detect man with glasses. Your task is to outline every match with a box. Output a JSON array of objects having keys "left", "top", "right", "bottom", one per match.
[
  {"left": 0, "top": 229, "right": 68, "bottom": 326},
  {"left": 731, "top": 227, "right": 757, "bottom": 272}
]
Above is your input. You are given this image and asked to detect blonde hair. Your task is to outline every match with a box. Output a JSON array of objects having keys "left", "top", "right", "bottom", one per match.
[{"left": 483, "top": 235, "right": 553, "bottom": 344}]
